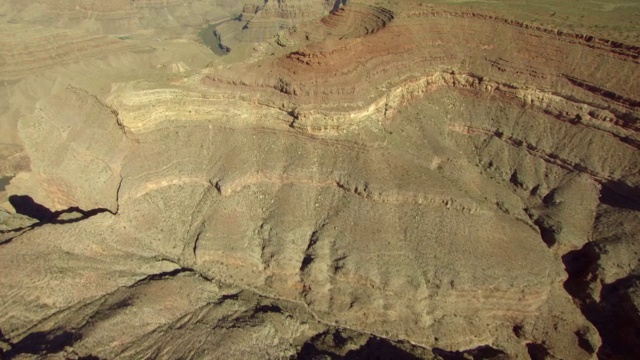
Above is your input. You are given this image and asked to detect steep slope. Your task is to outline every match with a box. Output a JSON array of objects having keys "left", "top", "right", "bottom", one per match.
[{"left": 0, "top": 0, "right": 639, "bottom": 359}]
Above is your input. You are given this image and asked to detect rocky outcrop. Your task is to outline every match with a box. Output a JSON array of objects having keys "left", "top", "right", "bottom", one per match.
[
  {"left": 321, "top": 4, "right": 394, "bottom": 39},
  {"left": 233, "top": 0, "right": 334, "bottom": 43},
  {"left": 15, "top": 86, "right": 130, "bottom": 212}
]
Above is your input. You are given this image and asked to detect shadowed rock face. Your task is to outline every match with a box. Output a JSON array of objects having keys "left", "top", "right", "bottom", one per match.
[
  {"left": 0, "top": 0, "right": 639, "bottom": 359},
  {"left": 332, "top": 0, "right": 349, "bottom": 13}
]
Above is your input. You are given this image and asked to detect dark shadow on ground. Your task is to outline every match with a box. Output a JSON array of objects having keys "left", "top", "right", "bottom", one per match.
[
  {"left": 332, "top": 0, "right": 349, "bottom": 13},
  {"left": 563, "top": 243, "right": 640, "bottom": 359},
  {"left": 296, "top": 328, "right": 429, "bottom": 360},
  {"left": 9, "top": 195, "right": 57, "bottom": 222},
  {"left": 8, "top": 329, "right": 78, "bottom": 355},
  {"left": 1, "top": 195, "right": 112, "bottom": 245},
  {"left": 599, "top": 180, "right": 640, "bottom": 211},
  {"left": 1, "top": 326, "right": 104, "bottom": 360},
  {"left": 8, "top": 195, "right": 110, "bottom": 225},
  {"left": 433, "top": 345, "right": 508, "bottom": 360}
]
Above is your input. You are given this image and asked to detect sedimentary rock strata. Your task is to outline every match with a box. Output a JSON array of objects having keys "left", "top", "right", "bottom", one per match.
[{"left": 0, "top": 0, "right": 639, "bottom": 359}]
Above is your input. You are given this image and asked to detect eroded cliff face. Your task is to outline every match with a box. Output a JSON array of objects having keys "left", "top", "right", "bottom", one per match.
[{"left": 0, "top": 1, "right": 639, "bottom": 359}]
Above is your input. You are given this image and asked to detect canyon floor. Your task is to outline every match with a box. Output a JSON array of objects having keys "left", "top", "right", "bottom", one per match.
[{"left": 0, "top": 0, "right": 639, "bottom": 359}]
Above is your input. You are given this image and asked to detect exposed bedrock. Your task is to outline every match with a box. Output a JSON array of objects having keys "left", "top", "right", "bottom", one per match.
[
  {"left": 1, "top": 0, "right": 639, "bottom": 359},
  {"left": 13, "top": 86, "right": 130, "bottom": 213}
]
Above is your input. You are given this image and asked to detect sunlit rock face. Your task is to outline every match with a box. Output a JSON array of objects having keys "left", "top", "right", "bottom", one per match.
[{"left": 0, "top": 0, "right": 639, "bottom": 359}]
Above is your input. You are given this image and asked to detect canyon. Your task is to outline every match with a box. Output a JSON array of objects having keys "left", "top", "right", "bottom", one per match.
[{"left": 0, "top": 0, "right": 639, "bottom": 359}]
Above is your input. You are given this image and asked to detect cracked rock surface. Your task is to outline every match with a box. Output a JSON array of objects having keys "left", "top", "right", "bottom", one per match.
[{"left": 0, "top": 0, "right": 639, "bottom": 359}]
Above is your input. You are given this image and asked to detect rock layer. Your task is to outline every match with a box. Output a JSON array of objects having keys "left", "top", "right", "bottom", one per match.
[{"left": 0, "top": 0, "right": 639, "bottom": 359}]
